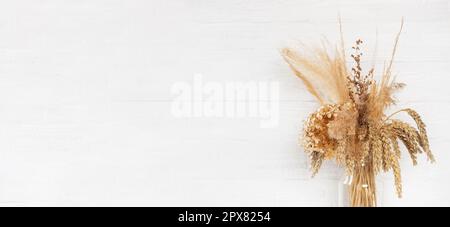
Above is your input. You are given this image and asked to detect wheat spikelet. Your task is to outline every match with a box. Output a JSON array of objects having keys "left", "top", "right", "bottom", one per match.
[
  {"left": 390, "top": 134, "right": 401, "bottom": 159},
  {"left": 381, "top": 127, "right": 393, "bottom": 172},
  {"left": 378, "top": 124, "right": 402, "bottom": 197},
  {"left": 336, "top": 140, "right": 348, "bottom": 166},
  {"left": 361, "top": 140, "right": 370, "bottom": 164},
  {"left": 369, "top": 127, "right": 383, "bottom": 173},
  {"left": 389, "top": 149, "right": 403, "bottom": 198},
  {"left": 403, "top": 109, "right": 435, "bottom": 162},
  {"left": 345, "top": 158, "right": 355, "bottom": 176},
  {"left": 310, "top": 151, "right": 325, "bottom": 176},
  {"left": 389, "top": 120, "right": 421, "bottom": 165},
  {"left": 399, "top": 136, "right": 418, "bottom": 166}
]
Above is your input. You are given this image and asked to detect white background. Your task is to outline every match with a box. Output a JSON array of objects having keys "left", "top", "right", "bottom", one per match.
[{"left": 0, "top": 0, "right": 449, "bottom": 206}]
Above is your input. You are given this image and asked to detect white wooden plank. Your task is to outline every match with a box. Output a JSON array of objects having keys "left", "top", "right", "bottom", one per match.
[{"left": 0, "top": 0, "right": 449, "bottom": 206}]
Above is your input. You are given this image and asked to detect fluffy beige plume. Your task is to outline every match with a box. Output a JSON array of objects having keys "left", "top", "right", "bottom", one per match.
[{"left": 281, "top": 42, "right": 350, "bottom": 104}]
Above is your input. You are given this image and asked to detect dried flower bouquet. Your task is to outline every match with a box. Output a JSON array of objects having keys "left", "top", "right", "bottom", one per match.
[{"left": 281, "top": 20, "right": 434, "bottom": 207}]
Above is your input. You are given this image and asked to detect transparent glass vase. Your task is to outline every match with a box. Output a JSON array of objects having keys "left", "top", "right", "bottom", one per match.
[{"left": 338, "top": 171, "right": 384, "bottom": 207}]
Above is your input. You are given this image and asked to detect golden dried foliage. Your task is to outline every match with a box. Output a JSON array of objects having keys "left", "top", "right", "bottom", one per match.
[{"left": 282, "top": 19, "right": 434, "bottom": 206}]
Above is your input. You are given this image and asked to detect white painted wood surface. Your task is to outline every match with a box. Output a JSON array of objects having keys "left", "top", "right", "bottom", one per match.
[{"left": 0, "top": 0, "right": 449, "bottom": 206}]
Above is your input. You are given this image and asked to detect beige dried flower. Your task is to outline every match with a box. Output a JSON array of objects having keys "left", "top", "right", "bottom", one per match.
[{"left": 282, "top": 18, "right": 434, "bottom": 207}]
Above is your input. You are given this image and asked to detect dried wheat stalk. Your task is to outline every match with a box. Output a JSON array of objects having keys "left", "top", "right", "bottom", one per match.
[{"left": 282, "top": 19, "right": 434, "bottom": 207}]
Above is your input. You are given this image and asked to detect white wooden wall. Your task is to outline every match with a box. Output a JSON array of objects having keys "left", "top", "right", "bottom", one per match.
[{"left": 0, "top": 0, "right": 449, "bottom": 206}]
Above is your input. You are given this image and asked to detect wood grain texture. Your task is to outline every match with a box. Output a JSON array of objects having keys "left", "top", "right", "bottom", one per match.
[{"left": 0, "top": 0, "right": 449, "bottom": 206}]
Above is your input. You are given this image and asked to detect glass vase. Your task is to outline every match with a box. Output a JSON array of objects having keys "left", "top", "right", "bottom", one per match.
[{"left": 338, "top": 164, "right": 384, "bottom": 207}]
